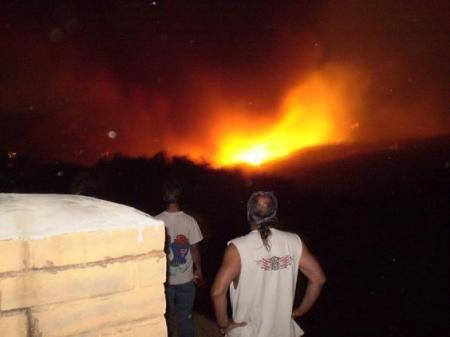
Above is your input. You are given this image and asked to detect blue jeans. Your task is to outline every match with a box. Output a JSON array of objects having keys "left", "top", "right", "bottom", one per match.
[{"left": 165, "top": 281, "right": 196, "bottom": 337}]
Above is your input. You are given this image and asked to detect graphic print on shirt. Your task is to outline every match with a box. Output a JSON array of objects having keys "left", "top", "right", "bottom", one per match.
[
  {"left": 167, "top": 234, "right": 191, "bottom": 275},
  {"left": 256, "top": 255, "right": 293, "bottom": 271}
]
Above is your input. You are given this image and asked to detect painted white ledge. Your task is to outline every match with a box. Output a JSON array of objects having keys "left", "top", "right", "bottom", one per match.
[{"left": 0, "top": 194, "right": 163, "bottom": 241}]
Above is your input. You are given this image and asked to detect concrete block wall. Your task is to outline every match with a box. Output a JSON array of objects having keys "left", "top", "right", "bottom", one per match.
[{"left": 0, "top": 194, "right": 167, "bottom": 337}]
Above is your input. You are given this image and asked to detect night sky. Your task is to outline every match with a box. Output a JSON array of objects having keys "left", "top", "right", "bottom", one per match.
[{"left": 1, "top": 0, "right": 448, "bottom": 165}]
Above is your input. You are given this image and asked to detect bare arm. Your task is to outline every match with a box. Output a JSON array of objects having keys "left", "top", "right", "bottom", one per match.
[
  {"left": 190, "top": 243, "right": 203, "bottom": 280},
  {"left": 292, "top": 243, "right": 326, "bottom": 318},
  {"left": 210, "top": 244, "right": 244, "bottom": 331}
]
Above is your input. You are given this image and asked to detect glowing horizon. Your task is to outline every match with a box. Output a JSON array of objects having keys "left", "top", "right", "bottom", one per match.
[{"left": 204, "top": 69, "right": 358, "bottom": 168}]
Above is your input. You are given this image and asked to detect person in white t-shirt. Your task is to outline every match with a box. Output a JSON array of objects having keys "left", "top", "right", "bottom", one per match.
[
  {"left": 156, "top": 180, "right": 203, "bottom": 337},
  {"left": 211, "top": 191, "right": 326, "bottom": 337}
]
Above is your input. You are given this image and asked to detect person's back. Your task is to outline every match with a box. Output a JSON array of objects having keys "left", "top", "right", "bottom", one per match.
[
  {"left": 229, "top": 228, "right": 303, "bottom": 337},
  {"left": 211, "top": 191, "right": 325, "bottom": 337},
  {"left": 156, "top": 180, "right": 203, "bottom": 337},
  {"left": 156, "top": 210, "right": 202, "bottom": 285}
]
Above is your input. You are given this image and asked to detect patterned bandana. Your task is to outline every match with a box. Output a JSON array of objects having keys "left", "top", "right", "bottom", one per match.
[{"left": 247, "top": 191, "right": 278, "bottom": 225}]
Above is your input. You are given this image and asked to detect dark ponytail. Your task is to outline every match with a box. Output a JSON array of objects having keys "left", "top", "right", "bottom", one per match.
[
  {"left": 258, "top": 222, "right": 272, "bottom": 251},
  {"left": 247, "top": 191, "right": 278, "bottom": 251}
]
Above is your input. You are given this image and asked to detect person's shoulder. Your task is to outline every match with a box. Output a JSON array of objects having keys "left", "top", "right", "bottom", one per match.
[
  {"left": 154, "top": 211, "right": 166, "bottom": 219},
  {"left": 228, "top": 231, "right": 256, "bottom": 246},
  {"left": 273, "top": 228, "right": 301, "bottom": 242},
  {"left": 180, "top": 210, "right": 194, "bottom": 218},
  {"left": 180, "top": 211, "right": 199, "bottom": 224}
]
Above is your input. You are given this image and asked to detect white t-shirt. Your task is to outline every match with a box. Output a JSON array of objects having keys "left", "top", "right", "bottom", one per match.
[
  {"left": 156, "top": 211, "right": 203, "bottom": 285},
  {"left": 227, "top": 228, "right": 304, "bottom": 337}
]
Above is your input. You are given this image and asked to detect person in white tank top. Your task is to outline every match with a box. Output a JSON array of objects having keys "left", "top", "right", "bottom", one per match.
[{"left": 211, "top": 191, "right": 326, "bottom": 337}]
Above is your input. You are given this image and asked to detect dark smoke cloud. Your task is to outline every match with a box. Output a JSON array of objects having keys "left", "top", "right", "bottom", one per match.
[
  {"left": 0, "top": 1, "right": 448, "bottom": 164},
  {"left": 316, "top": 0, "right": 449, "bottom": 140}
]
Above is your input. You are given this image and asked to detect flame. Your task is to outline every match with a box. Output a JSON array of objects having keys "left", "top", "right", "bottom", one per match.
[
  {"left": 162, "top": 66, "right": 362, "bottom": 168},
  {"left": 212, "top": 70, "right": 355, "bottom": 167}
]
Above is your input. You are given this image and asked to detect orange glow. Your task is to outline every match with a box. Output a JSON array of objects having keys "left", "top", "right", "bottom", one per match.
[
  {"left": 211, "top": 69, "right": 359, "bottom": 167},
  {"left": 161, "top": 66, "right": 363, "bottom": 168}
]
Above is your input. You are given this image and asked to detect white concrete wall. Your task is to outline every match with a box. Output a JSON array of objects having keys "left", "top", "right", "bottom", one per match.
[{"left": 0, "top": 194, "right": 167, "bottom": 337}]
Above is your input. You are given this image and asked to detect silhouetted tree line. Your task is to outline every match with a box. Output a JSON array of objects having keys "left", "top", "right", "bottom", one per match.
[{"left": 1, "top": 136, "right": 449, "bottom": 337}]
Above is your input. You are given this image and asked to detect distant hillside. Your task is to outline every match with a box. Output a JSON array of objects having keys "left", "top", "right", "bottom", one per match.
[
  {"left": 1, "top": 135, "right": 449, "bottom": 337},
  {"left": 262, "top": 134, "right": 450, "bottom": 190}
]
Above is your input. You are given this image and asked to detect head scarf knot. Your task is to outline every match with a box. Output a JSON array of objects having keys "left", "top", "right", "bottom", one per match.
[{"left": 247, "top": 191, "right": 278, "bottom": 226}]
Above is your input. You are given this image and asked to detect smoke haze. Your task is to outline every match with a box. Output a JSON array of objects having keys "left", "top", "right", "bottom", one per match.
[{"left": 0, "top": 1, "right": 448, "bottom": 165}]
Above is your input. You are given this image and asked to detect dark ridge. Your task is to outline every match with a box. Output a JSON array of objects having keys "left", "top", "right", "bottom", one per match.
[{"left": 1, "top": 135, "right": 448, "bottom": 337}]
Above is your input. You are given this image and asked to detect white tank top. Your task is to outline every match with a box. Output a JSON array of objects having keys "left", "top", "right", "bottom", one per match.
[{"left": 228, "top": 228, "right": 304, "bottom": 337}]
